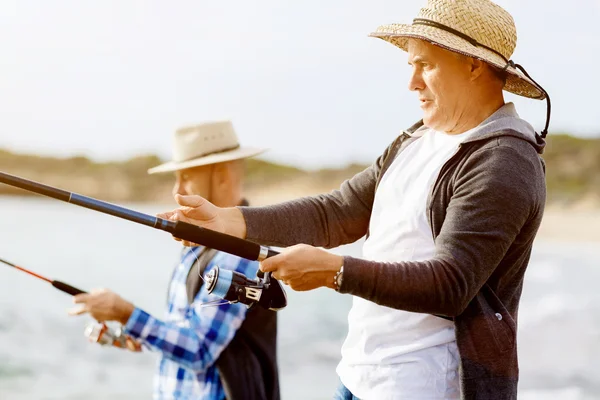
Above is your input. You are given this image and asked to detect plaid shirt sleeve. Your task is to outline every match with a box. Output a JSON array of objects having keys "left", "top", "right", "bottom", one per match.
[{"left": 123, "top": 252, "right": 258, "bottom": 373}]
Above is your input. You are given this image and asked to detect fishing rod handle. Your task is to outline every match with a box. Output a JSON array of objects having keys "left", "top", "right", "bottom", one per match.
[
  {"left": 52, "top": 280, "right": 87, "bottom": 296},
  {"left": 170, "top": 220, "right": 279, "bottom": 261}
]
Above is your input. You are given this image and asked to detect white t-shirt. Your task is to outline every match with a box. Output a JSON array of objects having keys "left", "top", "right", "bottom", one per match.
[{"left": 337, "top": 127, "right": 476, "bottom": 399}]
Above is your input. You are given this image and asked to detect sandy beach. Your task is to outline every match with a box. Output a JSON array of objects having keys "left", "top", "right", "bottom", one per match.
[{"left": 537, "top": 208, "right": 600, "bottom": 243}]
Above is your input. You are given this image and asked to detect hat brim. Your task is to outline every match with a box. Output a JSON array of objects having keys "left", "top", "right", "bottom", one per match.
[
  {"left": 370, "top": 24, "right": 545, "bottom": 100},
  {"left": 147, "top": 147, "right": 267, "bottom": 175}
]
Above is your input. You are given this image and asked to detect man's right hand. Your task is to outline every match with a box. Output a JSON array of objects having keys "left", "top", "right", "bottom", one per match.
[{"left": 157, "top": 194, "right": 247, "bottom": 246}]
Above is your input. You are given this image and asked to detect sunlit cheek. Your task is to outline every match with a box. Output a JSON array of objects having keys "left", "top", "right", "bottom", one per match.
[
  {"left": 423, "top": 76, "right": 437, "bottom": 106},
  {"left": 431, "top": 85, "right": 449, "bottom": 123}
]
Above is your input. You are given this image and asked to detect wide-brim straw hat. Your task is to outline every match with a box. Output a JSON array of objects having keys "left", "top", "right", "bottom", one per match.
[
  {"left": 148, "top": 120, "right": 267, "bottom": 174},
  {"left": 369, "top": 0, "right": 546, "bottom": 100}
]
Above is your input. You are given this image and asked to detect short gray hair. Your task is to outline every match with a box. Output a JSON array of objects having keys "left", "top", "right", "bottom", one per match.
[{"left": 489, "top": 65, "right": 508, "bottom": 85}]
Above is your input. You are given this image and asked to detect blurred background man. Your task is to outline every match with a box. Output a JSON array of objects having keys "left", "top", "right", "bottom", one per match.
[{"left": 69, "top": 121, "right": 280, "bottom": 400}]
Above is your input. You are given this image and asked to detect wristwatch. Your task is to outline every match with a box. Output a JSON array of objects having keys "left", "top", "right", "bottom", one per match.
[{"left": 334, "top": 265, "right": 344, "bottom": 292}]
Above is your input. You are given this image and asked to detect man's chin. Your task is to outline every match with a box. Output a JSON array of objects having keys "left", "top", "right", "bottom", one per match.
[
  {"left": 424, "top": 119, "right": 448, "bottom": 133},
  {"left": 422, "top": 113, "right": 435, "bottom": 129}
]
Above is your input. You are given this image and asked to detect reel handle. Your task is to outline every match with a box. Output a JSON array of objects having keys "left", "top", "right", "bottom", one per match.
[{"left": 84, "top": 322, "right": 142, "bottom": 352}]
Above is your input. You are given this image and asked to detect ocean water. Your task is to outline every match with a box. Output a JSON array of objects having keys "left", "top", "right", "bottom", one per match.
[{"left": 0, "top": 197, "right": 599, "bottom": 399}]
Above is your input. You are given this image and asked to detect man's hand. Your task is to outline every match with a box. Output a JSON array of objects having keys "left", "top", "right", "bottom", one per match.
[
  {"left": 68, "top": 288, "right": 135, "bottom": 325},
  {"left": 157, "top": 194, "right": 247, "bottom": 246},
  {"left": 259, "top": 244, "right": 343, "bottom": 291}
]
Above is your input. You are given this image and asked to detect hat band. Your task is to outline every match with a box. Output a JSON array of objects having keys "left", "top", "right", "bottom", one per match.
[
  {"left": 412, "top": 17, "right": 551, "bottom": 138},
  {"left": 179, "top": 144, "right": 241, "bottom": 162},
  {"left": 412, "top": 18, "right": 513, "bottom": 69}
]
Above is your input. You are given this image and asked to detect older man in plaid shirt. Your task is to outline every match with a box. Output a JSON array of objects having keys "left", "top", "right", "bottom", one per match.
[{"left": 69, "top": 121, "right": 279, "bottom": 400}]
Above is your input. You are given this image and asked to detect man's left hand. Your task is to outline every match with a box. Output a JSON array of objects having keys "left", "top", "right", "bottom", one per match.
[
  {"left": 259, "top": 244, "right": 343, "bottom": 291},
  {"left": 68, "top": 288, "right": 135, "bottom": 325}
]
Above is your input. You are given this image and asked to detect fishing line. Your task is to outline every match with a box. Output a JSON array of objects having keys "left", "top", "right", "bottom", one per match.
[
  {"left": 194, "top": 247, "right": 206, "bottom": 283},
  {"left": 195, "top": 299, "right": 233, "bottom": 309},
  {"left": 190, "top": 246, "right": 235, "bottom": 309}
]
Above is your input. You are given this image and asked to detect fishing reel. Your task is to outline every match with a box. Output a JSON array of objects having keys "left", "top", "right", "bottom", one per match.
[
  {"left": 84, "top": 322, "right": 142, "bottom": 352},
  {"left": 205, "top": 267, "right": 287, "bottom": 311}
]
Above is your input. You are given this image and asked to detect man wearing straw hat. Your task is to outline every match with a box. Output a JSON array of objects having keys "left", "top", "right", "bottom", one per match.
[
  {"left": 162, "top": 0, "right": 550, "bottom": 398},
  {"left": 69, "top": 121, "right": 280, "bottom": 400}
]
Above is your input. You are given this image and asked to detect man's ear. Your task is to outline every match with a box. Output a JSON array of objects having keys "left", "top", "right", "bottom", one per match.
[{"left": 470, "top": 57, "right": 486, "bottom": 80}]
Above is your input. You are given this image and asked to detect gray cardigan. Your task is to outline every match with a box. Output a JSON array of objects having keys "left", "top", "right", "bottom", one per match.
[{"left": 240, "top": 104, "right": 547, "bottom": 399}]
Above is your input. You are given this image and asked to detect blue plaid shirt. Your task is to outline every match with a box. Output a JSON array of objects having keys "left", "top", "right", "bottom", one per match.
[{"left": 124, "top": 246, "right": 259, "bottom": 400}]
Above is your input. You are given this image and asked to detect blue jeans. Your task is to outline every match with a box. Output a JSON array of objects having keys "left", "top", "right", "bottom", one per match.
[{"left": 333, "top": 381, "right": 360, "bottom": 400}]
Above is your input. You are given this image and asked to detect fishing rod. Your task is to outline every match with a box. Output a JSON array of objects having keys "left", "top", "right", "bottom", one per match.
[
  {"left": 0, "top": 171, "right": 287, "bottom": 311},
  {"left": 0, "top": 256, "right": 86, "bottom": 296},
  {"left": 0, "top": 256, "right": 138, "bottom": 349}
]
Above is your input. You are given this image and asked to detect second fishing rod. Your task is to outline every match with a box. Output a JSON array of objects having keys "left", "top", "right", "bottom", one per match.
[{"left": 0, "top": 256, "right": 138, "bottom": 349}]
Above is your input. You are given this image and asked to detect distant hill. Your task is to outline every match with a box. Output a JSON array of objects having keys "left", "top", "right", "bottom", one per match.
[
  {"left": 1, "top": 133, "right": 599, "bottom": 207},
  {"left": 0, "top": 149, "right": 366, "bottom": 204}
]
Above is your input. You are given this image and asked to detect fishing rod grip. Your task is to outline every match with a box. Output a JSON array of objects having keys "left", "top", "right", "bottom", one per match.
[
  {"left": 52, "top": 280, "right": 86, "bottom": 296},
  {"left": 170, "top": 221, "right": 279, "bottom": 261}
]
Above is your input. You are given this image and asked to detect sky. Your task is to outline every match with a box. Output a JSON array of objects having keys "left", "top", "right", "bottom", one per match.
[{"left": 0, "top": 0, "right": 599, "bottom": 169}]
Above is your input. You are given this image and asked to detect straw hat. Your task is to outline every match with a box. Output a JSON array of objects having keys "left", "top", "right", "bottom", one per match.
[
  {"left": 370, "top": 0, "right": 546, "bottom": 100},
  {"left": 148, "top": 121, "right": 267, "bottom": 174}
]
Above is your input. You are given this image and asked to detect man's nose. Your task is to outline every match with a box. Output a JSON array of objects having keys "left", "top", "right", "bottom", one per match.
[
  {"left": 408, "top": 70, "right": 425, "bottom": 92},
  {"left": 173, "top": 182, "right": 186, "bottom": 197}
]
